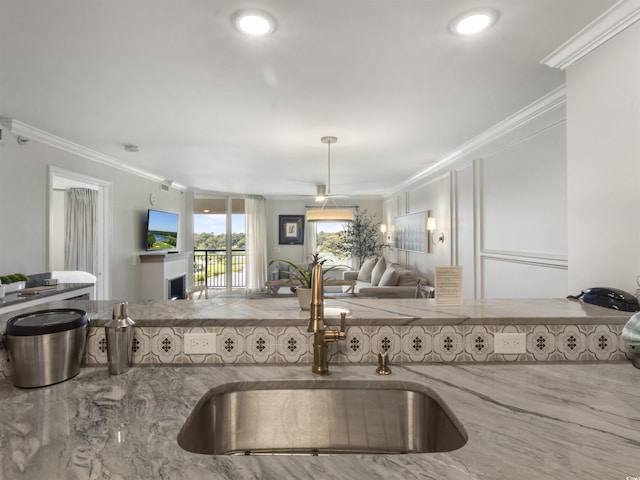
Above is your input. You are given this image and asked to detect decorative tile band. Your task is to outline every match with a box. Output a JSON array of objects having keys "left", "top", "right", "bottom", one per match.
[
  {"left": 1, "top": 323, "right": 634, "bottom": 378},
  {"left": 82, "top": 323, "right": 630, "bottom": 365}
]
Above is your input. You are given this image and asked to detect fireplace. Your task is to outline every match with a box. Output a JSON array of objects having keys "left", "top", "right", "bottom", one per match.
[
  {"left": 139, "top": 252, "right": 190, "bottom": 302},
  {"left": 167, "top": 273, "right": 187, "bottom": 300}
]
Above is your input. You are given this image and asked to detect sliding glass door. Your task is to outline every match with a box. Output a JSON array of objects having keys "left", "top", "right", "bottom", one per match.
[{"left": 193, "top": 195, "right": 245, "bottom": 294}]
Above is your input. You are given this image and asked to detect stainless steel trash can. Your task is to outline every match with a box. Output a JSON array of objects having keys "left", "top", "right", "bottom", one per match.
[{"left": 6, "top": 308, "right": 90, "bottom": 388}]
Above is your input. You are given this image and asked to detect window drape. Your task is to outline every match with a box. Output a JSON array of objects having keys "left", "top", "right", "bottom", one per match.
[
  {"left": 245, "top": 196, "right": 268, "bottom": 293},
  {"left": 64, "top": 188, "right": 98, "bottom": 275},
  {"left": 303, "top": 220, "right": 317, "bottom": 262}
]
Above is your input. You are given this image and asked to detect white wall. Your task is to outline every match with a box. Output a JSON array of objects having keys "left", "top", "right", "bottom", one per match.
[
  {"left": 383, "top": 14, "right": 640, "bottom": 299},
  {"left": 0, "top": 132, "right": 187, "bottom": 301},
  {"left": 390, "top": 173, "right": 453, "bottom": 287},
  {"left": 453, "top": 162, "right": 476, "bottom": 298},
  {"left": 385, "top": 100, "right": 569, "bottom": 298},
  {"left": 478, "top": 120, "right": 568, "bottom": 297},
  {"left": 566, "top": 21, "right": 640, "bottom": 293}
]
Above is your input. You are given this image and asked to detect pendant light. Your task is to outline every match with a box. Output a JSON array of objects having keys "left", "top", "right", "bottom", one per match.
[{"left": 306, "top": 136, "right": 353, "bottom": 222}]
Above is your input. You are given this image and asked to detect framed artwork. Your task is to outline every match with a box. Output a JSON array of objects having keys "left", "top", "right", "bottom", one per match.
[
  {"left": 394, "top": 211, "right": 427, "bottom": 253},
  {"left": 279, "top": 215, "right": 304, "bottom": 245}
]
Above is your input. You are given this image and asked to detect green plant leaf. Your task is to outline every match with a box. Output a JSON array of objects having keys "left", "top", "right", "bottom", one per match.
[
  {"left": 335, "top": 209, "right": 384, "bottom": 268},
  {"left": 269, "top": 255, "right": 350, "bottom": 289}
]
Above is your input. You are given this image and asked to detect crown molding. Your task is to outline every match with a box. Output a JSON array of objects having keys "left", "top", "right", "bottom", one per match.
[
  {"left": 0, "top": 118, "right": 187, "bottom": 190},
  {"left": 541, "top": 0, "right": 640, "bottom": 70},
  {"left": 390, "top": 85, "right": 566, "bottom": 195}
]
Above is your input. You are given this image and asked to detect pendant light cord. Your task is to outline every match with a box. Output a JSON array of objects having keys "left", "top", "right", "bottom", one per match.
[{"left": 327, "top": 140, "right": 332, "bottom": 196}]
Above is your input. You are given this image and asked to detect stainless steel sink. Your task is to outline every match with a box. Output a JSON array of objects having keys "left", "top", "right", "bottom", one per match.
[{"left": 178, "top": 380, "right": 467, "bottom": 455}]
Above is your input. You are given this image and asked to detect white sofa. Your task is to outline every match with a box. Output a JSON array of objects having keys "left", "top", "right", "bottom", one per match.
[{"left": 342, "top": 257, "right": 433, "bottom": 298}]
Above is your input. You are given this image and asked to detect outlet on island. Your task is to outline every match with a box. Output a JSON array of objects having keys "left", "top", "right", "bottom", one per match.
[
  {"left": 494, "top": 332, "right": 526, "bottom": 354},
  {"left": 184, "top": 332, "right": 216, "bottom": 354}
]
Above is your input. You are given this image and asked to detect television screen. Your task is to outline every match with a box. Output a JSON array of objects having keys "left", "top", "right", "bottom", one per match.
[{"left": 146, "top": 209, "right": 179, "bottom": 251}]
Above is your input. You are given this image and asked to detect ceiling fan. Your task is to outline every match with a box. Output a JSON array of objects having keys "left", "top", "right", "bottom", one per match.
[
  {"left": 315, "top": 136, "right": 348, "bottom": 201},
  {"left": 289, "top": 135, "right": 349, "bottom": 200},
  {"left": 305, "top": 135, "right": 354, "bottom": 222}
]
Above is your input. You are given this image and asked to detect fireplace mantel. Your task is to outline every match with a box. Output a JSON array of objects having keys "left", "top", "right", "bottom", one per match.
[{"left": 139, "top": 251, "right": 192, "bottom": 263}]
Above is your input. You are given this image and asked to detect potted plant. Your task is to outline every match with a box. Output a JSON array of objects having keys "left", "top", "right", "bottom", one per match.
[
  {"left": 0, "top": 273, "right": 30, "bottom": 293},
  {"left": 268, "top": 254, "right": 345, "bottom": 310},
  {"left": 336, "top": 209, "right": 384, "bottom": 268}
]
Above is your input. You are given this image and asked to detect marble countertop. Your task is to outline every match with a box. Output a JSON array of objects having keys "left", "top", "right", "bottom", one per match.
[
  {"left": 1, "top": 297, "right": 632, "bottom": 330},
  {"left": 0, "top": 283, "right": 94, "bottom": 315},
  {"left": 0, "top": 362, "right": 638, "bottom": 479}
]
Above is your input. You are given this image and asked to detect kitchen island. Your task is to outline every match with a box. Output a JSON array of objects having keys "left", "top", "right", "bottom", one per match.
[
  {"left": 0, "top": 362, "right": 638, "bottom": 479},
  {"left": 0, "top": 297, "right": 634, "bottom": 369}
]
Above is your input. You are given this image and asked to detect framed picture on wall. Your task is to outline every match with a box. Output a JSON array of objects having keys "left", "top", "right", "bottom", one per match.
[
  {"left": 394, "top": 211, "right": 427, "bottom": 253},
  {"left": 279, "top": 215, "right": 304, "bottom": 245}
]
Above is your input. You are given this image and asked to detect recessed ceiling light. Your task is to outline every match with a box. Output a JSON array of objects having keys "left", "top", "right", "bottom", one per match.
[
  {"left": 232, "top": 9, "right": 277, "bottom": 36},
  {"left": 450, "top": 9, "right": 498, "bottom": 36}
]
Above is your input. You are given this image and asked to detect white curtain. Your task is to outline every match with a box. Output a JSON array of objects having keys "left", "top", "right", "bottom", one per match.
[
  {"left": 65, "top": 188, "right": 98, "bottom": 275},
  {"left": 245, "top": 196, "right": 268, "bottom": 293},
  {"left": 303, "top": 219, "right": 317, "bottom": 262}
]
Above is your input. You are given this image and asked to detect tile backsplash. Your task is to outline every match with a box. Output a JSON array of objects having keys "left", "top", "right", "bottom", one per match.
[
  {"left": 1, "top": 322, "right": 633, "bottom": 379},
  {"left": 83, "top": 323, "right": 630, "bottom": 366}
]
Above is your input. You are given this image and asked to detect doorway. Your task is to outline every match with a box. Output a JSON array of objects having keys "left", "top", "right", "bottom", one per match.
[
  {"left": 193, "top": 194, "right": 245, "bottom": 294},
  {"left": 48, "top": 166, "right": 112, "bottom": 299}
]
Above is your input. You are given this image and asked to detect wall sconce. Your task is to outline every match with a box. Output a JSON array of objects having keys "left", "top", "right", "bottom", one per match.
[
  {"left": 380, "top": 223, "right": 393, "bottom": 246},
  {"left": 427, "top": 213, "right": 444, "bottom": 253}
]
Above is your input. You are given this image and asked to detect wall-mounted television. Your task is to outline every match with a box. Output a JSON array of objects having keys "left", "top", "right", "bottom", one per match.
[{"left": 145, "top": 209, "right": 179, "bottom": 252}]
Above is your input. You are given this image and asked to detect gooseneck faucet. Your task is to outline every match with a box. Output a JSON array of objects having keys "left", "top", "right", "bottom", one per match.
[{"left": 308, "top": 263, "right": 347, "bottom": 374}]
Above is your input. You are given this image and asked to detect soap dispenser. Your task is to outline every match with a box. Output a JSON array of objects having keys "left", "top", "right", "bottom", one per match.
[{"left": 105, "top": 302, "right": 135, "bottom": 375}]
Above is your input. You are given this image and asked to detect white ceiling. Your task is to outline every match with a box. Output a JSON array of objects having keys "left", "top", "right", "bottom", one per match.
[{"left": 0, "top": 0, "right": 615, "bottom": 198}]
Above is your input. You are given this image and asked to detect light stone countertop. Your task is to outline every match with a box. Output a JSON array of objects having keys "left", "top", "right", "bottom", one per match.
[
  {"left": 0, "top": 362, "right": 638, "bottom": 480},
  {"left": 1, "top": 297, "right": 632, "bottom": 330}
]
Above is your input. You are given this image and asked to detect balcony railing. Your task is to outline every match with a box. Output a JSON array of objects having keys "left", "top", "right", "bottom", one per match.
[{"left": 193, "top": 249, "right": 246, "bottom": 288}]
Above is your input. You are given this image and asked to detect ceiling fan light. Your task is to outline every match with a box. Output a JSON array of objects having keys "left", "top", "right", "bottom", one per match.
[
  {"left": 315, "top": 184, "right": 327, "bottom": 202},
  {"left": 306, "top": 209, "right": 353, "bottom": 222}
]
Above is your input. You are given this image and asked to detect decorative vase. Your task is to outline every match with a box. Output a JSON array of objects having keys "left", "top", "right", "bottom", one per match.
[{"left": 297, "top": 288, "right": 312, "bottom": 310}]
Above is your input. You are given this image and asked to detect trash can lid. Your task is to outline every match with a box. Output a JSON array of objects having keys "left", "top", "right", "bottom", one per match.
[{"left": 6, "top": 308, "right": 89, "bottom": 336}]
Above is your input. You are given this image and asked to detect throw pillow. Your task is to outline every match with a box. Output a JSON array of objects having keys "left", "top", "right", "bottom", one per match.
[
  {"left": 370, "top": 257, "right": 387, "bottom": 286},
  {"left": 396, "top": 268, "right": 419, "bottom": 286},
  {"left": 378, "top": 266, "right": 399, "bottom": 286},
  {"left": 357, "top": 257, "right": 378, "bottom": 283}
]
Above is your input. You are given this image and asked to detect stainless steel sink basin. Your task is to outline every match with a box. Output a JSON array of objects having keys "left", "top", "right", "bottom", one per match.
[{"left": 178, "top": 380, "right": 467, "bottom": 455}]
